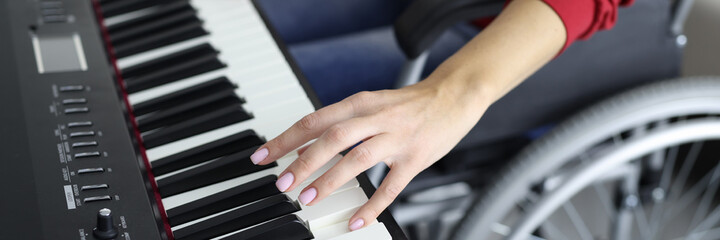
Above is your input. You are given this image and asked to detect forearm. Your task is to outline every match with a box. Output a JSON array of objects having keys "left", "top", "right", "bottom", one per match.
[
  {"left": 420, "top": 0, "right": 566, "bottom": 110},
  {"left": 254, "top": 0, "right": 568, "bottom": 230}
]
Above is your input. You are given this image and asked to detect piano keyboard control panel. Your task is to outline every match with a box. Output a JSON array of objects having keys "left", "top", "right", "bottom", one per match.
[{"left": 0, "top": 0, "right": 164, "bottom": 239}]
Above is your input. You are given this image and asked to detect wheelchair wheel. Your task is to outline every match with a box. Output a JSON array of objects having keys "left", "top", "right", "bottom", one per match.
[{"left": 452, "top": 77, "right": 720, "bottom": 240}]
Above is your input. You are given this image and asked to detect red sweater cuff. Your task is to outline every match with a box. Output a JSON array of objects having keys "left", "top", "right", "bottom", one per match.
[
  {"left": 542, "top": 0, "right": 635, "bottom": 54},
  {"left": 472, "top": 0, "right": 635, "bottom": 55}
]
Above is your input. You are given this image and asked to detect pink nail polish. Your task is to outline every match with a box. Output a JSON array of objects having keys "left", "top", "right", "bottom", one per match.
[
  {"left": 349, "top": 218, "right": 364, "bottom": 231},
  {"left": 250, "top": 148, "right": 268, "bottom": 165},
  {"left": 298, "top": 187, "right": 317, "bottom": 205},
  {"left": 276, "top": 172, "right": 294, "bottom": 192}
]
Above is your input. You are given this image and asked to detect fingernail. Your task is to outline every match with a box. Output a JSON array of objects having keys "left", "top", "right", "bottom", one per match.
[
  {"left": 250, "top": 148, "right": 268, "bottom": 165},
  {"left": 298, "top": 187, "right": 317, "bottom": 205},
  {"left": 276, "top": 172, "right": 294, "bottom": 192},
  {"left": 349, "top": 218, "right": 364, "bottom": 231}
]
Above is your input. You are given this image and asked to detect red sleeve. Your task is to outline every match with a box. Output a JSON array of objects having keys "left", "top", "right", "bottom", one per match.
[
  {"left": 471, "top": 0, "right": 634, "bottom": 54},
  {"left": 542, "top": 0, "right": 635, "bottom": 53}
]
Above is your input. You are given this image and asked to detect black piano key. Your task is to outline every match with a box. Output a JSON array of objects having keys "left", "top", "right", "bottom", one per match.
[
  {"left": 141, "top": 105, "right": 251, "bottom": 148},
  {"left": 167, "top": 175, "right": 280, "bottom": 226},
  {"left": 125, "top": 51, "right": 225, "bottom": 93},
  {"left": 107, "top": 0, "right": 192, "bottom": 34},
  {"left": 152, "top": 130, "right": 264, "bottom": 176},
  {"left": 137, "top": 95, "right": 241, "bottom": 132},
  {"left": 220, "top": 215, "right": 313, "bottom": 240},
  {"left": 157, "top": 147, "right": 277, "bottom": 197},
  {"left": 110, "top": 8, "right": 199, "bottom": 46},
  {"left": 173, "top": 194, "right": 301, "bottom": 240},
  {"left": 114, "top": 21, "right": 208, "bottom": 58},
  {"left": 101, "top": 0, "right": 179, "bottom": 18},
  {"left": 132, "top": 77, "right": 235, "bottom": 116},
  {"left": 121, "top": 43, "right": 218, "bottom": 80}
]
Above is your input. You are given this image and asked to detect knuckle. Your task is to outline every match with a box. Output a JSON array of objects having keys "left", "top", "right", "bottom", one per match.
[
  {"left": 294, "top": 155, "right": 313, "bottom": 173},
  {"left": 382, "top": 183, "right": 403, "bottom": 199},
  {"left": 317, "top": 175, "right": 340, "bottom": 189},
  {"left": 376, "top": 107, "right": 394, "bottom": 117},
  {"left": 350, "top": 146, "right": 375, "bottom": 167},
  {"left": 364, "top": 207, "right": 381, "bottom": 219},
  {"left": 267, "top": 137, "right": 286, "bottom": 153},
  {"left": 325, "top": 125, "right": 349, "bottom": 144},
  {"left": 348, "top": 91, "right": 375, "bottom": 110},
  {"left": 297, "top": 113, "right": 319, "bottom": 132},
  {"left": 352, "top": 91, "right": 374, "bottom": 102}
]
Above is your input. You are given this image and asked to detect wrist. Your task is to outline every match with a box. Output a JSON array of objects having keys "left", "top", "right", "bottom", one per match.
[
  {"left": 425, "top": 68, "right": 498, "bottom": 106},
  {"left": 411, "top": 71, "right": 495, "bottom": 121}
]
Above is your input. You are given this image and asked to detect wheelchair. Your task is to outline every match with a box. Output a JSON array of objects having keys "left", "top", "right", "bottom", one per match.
[{"left": 379, "top": 0, "right": 720, "bottom": 239}]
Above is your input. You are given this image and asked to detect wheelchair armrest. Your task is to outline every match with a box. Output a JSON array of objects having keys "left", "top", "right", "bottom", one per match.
[{"left": 394, "top": 0, "right": 505, "bottom": 59}]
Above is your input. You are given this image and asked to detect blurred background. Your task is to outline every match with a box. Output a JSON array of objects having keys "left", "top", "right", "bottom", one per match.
[
  {"left": 382, "top": 0, "right": 720, "bottom": 239},
  {"left": 683, "top": 0, "right": 720, "bottom": 76}
]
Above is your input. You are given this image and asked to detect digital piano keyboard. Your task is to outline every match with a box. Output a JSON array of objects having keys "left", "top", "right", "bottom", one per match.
[{"left": 0, "top": 0, "right": 407, "bottom": 239}]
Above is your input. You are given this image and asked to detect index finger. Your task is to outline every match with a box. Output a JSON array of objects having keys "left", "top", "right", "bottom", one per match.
[{"left": 250, "top": 100, "right": 355, "bottom": 165}]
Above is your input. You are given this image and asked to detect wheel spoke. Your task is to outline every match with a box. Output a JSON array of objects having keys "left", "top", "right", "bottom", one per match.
[
  {"left": 592, "top": 183, "right": 615, "bottom": 218},
  {"left": 683, "top": 227, "right": 720, "bottom": 240},
  {"left": 626, "top": 161, "right": 651, "bottom": 239},
  {"left": 520, "top": 192, "right": 572, "bottom": 240},
  {"left": 688, "top": 161, "right": 720, "bottom": 234},
  {"left": 632, "top": 195, "right": 652, "bottom": 239},
  {"left": 612, "top": 200, "right": 634, "bottom": 240},
  {"left": 688, "top": 203, "right": 720, "bottom": 240},
  {"left": 562, "top": 201, "right": 594, "bottom": 240},
  {"left": 581, "top": 151, "right": 616, "bottom": 220},
  {"left": 668, "top": 142, "right": 704, "bottom": 202},
  {"left": 651, "top": 142, "right": 703, "bottom": 237},
  {"left": 491, "top": 222, "right": 511, "bottom": 236},
  {"left": 540, "top": 221, "right": 570, "bottom": 240},
  {"left": 612, "top": 134, "right": 624, "bottom": 146},
  {"left": 648, "top": 146, "right": 680, "bottom": 237},
  {"left": 658, "top": 162, "right": 720, "bottom": 230},
  {"left": 659, "top": 147, "right": 679, "bottom": 193}
]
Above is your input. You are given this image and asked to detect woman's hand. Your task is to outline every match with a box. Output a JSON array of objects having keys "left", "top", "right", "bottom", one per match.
[
  {"left": 249, "top": 77, "right": 490, "bottom": 231},
  {"left": 249, "top": 0, "right": 565, "bottom": 231}
]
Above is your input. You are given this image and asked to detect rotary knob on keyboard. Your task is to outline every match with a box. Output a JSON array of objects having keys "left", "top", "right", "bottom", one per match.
[{"left": 93, "top": 208, "right": 118, "bottom": 239}]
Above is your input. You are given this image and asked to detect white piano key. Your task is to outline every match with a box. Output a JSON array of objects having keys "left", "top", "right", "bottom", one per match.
[
  {"left": 240, "top": 84, "right": 303, "bottom": 110},
  {"left": 327, "top": 222, "right": 392, "bottom": 240},
  {"left": 300, "top": 187, "right": 368, "bottom": 230},
  {"left": 190, "top": 0, "right": 253, "bottom": 11},
  {"left": 197, "top": 9, "right": 257, "bottom": 27},
  {"left": 215, "top": 42, "right": 280, "bottom": 65},
  {"left": 128, "top": 68, "right": 227, "bottom": 105},
  {"left": 153, "top": 154, "right": 220, "bottom": 181},
  {"left": 312, "top": 219, "right": 379, "bottom": 240},
  {"left": 103, "top": 5, "right": 159, "bottom": 26},
  {"left": 312, "top": 221, "right": 352, "bottom": 240},
  {"left": 287, "top": 178, "right": 360, "bottom": 201},
  {"left": 117, "top": 36, "right": 210, "bottom": 69}
]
